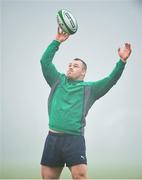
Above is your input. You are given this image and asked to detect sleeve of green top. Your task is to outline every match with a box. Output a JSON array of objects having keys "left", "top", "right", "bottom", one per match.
[
  {"left": 40, "top": 40, "right": 61, "bottom": 87},
  {"left": 89, "top": 60, "right": 126, "bottom": 102}
]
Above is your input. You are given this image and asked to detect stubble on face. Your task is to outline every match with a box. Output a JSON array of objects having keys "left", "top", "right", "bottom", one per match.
[{"left": 67, "top": 60, "right": 86, "bottom": 80}]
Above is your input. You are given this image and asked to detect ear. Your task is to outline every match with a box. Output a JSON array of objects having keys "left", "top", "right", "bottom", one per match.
[{"left": 81, "top": 69, "right": 86, "bottom": 76}]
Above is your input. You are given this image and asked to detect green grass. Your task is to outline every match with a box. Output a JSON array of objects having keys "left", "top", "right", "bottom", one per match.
[{"left": 1, "top": 163, "right": 142, "bottom": 179}]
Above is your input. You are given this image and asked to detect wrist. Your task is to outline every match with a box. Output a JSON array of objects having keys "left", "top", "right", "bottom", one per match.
[
  {"left": 55, "top": 38, "right": 62, "bottom": 43},
  {"left": 55, "top": 35, "right": 64, "bottom": 43},
  {"left": 120, "top": 58, "right": 127, "bottom": 63}
]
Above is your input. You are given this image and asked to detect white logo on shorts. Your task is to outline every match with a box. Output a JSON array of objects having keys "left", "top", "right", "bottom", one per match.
[{"left": 81, "top": 155, "right": 85, "bottom": 159}]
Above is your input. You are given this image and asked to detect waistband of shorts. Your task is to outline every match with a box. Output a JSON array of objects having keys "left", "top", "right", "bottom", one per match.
[{"left": 48, "top": 130, "right": 81, "bottom": 137}]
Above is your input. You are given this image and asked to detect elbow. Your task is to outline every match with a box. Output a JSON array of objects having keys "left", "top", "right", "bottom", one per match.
[
  {"left": 40, "top": 57, "right": 44, "bottom": 64},
  {"left": 40, "top": 59, "right": 44, "bottom": 69},
  {"left": 40, "top": 57, "right": 43, "bottom": 65},
  {"left": 40, "top": 58, "right": 48, "bottom": 67},
  {"left": 40, "top": 59, "right": 47, "bottom": 71}
]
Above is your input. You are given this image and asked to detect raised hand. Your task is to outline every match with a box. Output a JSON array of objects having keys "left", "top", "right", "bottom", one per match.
[
  {"left": 55, "top": 27, "right": 70, "bottom": 43},
  {"left": 118, "top": 43, "right": 132, "bottom": 62}
]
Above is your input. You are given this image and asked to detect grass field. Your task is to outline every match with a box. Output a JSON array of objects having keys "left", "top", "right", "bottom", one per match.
[{"left": 1, "top": 163, "right": 142, "bottom": 179}]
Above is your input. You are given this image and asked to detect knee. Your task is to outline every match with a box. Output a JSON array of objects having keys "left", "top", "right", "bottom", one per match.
[
  {"left": 41, "top": 168, "right": 58, "bottom": 179},
  {"left": 70, "top": 164, "right": 88, "bottom": 179},
  {"left": 41, "top": 171, "right": 49, "bottom": 179},
  {"left": 72, "top": 172, "right": 87, "bottom": 179},
  {"left": 41, "top": 172, "right": 57, "bottom": 180},
  {"left": 41, "top": 172, "right": 58, "bottom": 180}
]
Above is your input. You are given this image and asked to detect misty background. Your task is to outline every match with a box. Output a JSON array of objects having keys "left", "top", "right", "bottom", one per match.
[{"left": 1, "top": 0, "right": 142, "bottom": 179}]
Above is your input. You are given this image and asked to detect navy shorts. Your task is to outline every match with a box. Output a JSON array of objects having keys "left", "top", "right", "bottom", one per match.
[{"left": 41, "top": 131, "right": 87, "bottom": 167}]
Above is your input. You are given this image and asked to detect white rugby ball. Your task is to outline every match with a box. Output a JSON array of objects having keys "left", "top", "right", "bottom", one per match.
[{"left": 57, "top": 9, "right": 78, "bottom": 35}]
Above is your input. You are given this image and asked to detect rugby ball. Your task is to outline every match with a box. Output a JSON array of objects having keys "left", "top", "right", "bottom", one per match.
[{"left": 57, "top": 9, "right": 78, "bottom": 35}]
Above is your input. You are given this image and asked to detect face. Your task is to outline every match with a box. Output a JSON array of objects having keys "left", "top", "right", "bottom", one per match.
[{"left": 67, "top": 60, "right": 86, "bottom": 80}]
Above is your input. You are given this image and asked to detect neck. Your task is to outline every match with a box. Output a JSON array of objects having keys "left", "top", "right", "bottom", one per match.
[{"left": 68, "top": 77, "right": 84, "bottom": 82}]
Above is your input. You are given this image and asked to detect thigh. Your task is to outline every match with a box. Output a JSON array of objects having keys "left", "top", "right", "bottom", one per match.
[
  {"left": 69, "top": 164, "right": 88, "bottom": 179},
  {"left": 41, "top": 134, "right": 65, "bottom": 167},
  {"left": 41, "top": 165, "right": 63, "bottom": 179},
  {"left": 64, "top": 135, "right": 87, "bottom": 167}
]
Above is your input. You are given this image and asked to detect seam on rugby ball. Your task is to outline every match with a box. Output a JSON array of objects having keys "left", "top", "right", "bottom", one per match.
[{"left": 58, "top": 10, "right": 74, "bottom": 34}]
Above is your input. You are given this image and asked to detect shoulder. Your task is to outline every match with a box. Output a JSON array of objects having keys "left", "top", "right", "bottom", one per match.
[{"left": 58, "top": 73, "right": 67, "bottom": 82}]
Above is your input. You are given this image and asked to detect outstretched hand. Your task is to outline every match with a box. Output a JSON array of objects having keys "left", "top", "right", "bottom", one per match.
[
  {"left": 118, "top": 43, "right": 132, "bottom": 62},
  {"left": 55, "top": 27, "right": 70, "bottom": 43}
]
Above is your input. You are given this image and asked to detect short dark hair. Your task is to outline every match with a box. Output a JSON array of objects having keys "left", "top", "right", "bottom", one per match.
[{"left": 74, "top": 58, "right": 87, "bottom": 71}]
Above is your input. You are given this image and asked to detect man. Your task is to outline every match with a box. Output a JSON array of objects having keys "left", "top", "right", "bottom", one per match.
[{"left": 40, "top": 27, "right": 132, "bottom": 179}]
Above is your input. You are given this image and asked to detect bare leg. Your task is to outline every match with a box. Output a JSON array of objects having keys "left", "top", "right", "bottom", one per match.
[
  {"left": 41, "top": 165, "right": 63, "bottom": 179},
  {"left": 69, "top": 164, "right": 88, "bottom": 180}
]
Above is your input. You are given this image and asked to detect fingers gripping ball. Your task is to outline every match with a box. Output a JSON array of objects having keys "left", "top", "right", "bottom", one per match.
[{"left": 57, "top": 9, "right": 78, "bottom": 35}]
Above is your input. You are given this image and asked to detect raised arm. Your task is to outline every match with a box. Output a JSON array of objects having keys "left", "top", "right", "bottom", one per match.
[
  {"left": 89, "top": 43, "right": 132, "bottom": 103},
  {"left": 40, "top": 28, "right": 69, "bottom": 87}
]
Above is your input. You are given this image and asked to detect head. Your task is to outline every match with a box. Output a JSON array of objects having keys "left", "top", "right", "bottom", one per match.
[{"left": 67, "top": 58, "right": 87, "bottom": 81}]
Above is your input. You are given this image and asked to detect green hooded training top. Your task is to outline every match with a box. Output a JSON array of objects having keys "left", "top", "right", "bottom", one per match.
[{"left": 40, "top": 40, "right": 126, "bottom": 135}]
